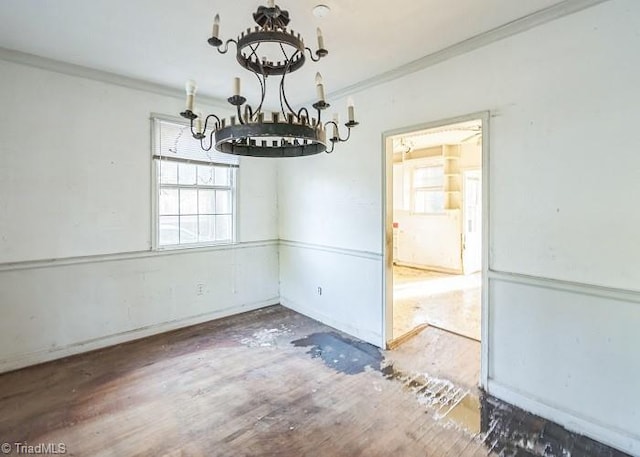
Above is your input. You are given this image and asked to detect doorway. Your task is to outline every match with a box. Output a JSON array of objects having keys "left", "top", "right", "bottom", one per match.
[{"left": 383, "top": 113, "right": 488, "bottom": 390}]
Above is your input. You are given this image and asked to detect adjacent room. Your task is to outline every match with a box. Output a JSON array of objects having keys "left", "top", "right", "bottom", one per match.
[
  {"left": 1, "top": 0, "right": 639, "bottom": 456},
  {"left": 385, "top": 119, "right": 484, "bottom": 401},
  {"left": 389, "top": 119, "right": 483, "bottom": 343}
]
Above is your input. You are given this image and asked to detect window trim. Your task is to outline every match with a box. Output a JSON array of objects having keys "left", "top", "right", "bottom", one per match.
[{"left": 150, "top": 114, "right": 239, "bottom": 251}]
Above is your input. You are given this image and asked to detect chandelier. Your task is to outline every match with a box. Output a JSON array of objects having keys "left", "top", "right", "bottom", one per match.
[{"left": 179, "top": 1, "right": 358, "bottom": 158}]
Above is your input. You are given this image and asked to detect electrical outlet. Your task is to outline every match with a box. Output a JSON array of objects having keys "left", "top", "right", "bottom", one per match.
[
  {"left": 317, "top": 286, "right": 322, "bottom": 296},
  {"left": 196, "top": 284, "right": 205, "bottom": 296}
]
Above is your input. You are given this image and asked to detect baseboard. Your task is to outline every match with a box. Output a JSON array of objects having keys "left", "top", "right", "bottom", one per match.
[
  {"left": 386, "top": 324, "right": 429, "bottom": 349},
  {"left": 393, "top": 261, "right": 463, "bottom": 275},
  {"left": 280, "top": 297, "right": 383, "bottom": 348},
  {"left": 487, "top": 380, "right": 640, "bottom": 456},
  {"left": 0, "top": 298, "right": 279, "bottom": 374}
]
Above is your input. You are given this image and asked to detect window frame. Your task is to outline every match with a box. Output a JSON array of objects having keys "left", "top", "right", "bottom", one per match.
[{"left": 150, "top": 114, "right": 239, "bottom": 251}]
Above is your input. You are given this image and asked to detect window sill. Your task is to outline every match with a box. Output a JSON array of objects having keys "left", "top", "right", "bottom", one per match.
[{"left": 154, "top": 241, "right": 236, "bottom": 252}]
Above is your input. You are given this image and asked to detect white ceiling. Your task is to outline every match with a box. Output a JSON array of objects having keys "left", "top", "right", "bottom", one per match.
[
  {"left": 392, "top": 119, "right": 482, "bottom": 153},
  {"left": 0, "top": 0, "right": 566, "bottom": 106}
]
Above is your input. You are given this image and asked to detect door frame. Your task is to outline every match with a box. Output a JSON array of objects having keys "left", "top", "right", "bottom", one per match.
[
  {"left": 462, "top": 168, "right": 482, "bottom": 275},
  {"left": 381, "top": 111, "right": 490, "bottom": 388}
]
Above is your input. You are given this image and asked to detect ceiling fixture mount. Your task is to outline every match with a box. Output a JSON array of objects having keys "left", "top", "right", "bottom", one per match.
[
  {"left": 312, "top": 4, "right": 331, "bottom": 18},
  {"left": 180, "top": 1, "right": 357, "bottom": 158}
]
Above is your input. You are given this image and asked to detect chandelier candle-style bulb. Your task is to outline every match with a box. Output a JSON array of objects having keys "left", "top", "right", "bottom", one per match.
[
  {"left": 185, "top": 80, "right": 197, "bottom": 111},
  {"left": 347, "top": 97, "right": 355, "bottom": 123},
  {"left": 267, "top": 0, "right": 275, "bottom": 7},
  {"left": 332, "top": 114, "right": 339, "bottom": 139},
  {"left": 196, "top": 112, "right": 203, "bottom": 133},
  {"left": 315, "top": 72, "right": 325, "bottom": 102},
  {"left": 317, "top": 28, "right": 325, "bottom": 50},
  {"left": 233, "top": 77, "right": 241, "bottom": 96},
  {"left": 212, "top": 14, "right": 220, "bottom": 38}
]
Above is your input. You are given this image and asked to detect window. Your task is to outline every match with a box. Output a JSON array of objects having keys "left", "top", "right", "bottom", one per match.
[
  {"left": 413, "top": 165, "right": 445, "bottom": 213},
  {"left": 152, "top": 116, "right": 239, "bottom": 248}
]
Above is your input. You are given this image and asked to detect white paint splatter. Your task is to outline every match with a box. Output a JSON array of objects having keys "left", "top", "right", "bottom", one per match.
[{"left": 240, "top": 326, "right": 293, "bottom": 348}]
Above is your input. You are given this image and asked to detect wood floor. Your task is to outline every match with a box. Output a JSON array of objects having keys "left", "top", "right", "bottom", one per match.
[
  {"left": 393, "top": 266, "right": 481, "bottom": 341},
  {"left": 386, "top": 325, "right": 481, "bottom": 390},
  {"left": 0, "top": 306, "right": 494, "bottom": 457}
]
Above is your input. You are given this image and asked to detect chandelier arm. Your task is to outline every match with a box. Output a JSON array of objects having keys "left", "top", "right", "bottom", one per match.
[
  {"left": 244, "top": 104, "right": 254, "bottom": 123},
  {"left": 279, "top": 42, "right": 290, "bottom": 62},
  {"left": 297, "top": 107, "right": 310, "bottom": 122},
  {"left": 324, "top": 121, "right": 351, "bottom": 143},
  {"left": 217, "top": 39, "right": 238, "bottom": 54},
  {"left": 326, "top": 139, "right": 336, "bottom": 153},
  {"left": 199, "top": 129, "right": 216, "bottom": 152},
  {"left": 203, "top": 114, "right": 221, "bottom": 132},
  {"left": 305, "top": 47, "right": 322, "bottom": 63},
  {"left": 188, "top": 117, "right": 199, "bottom": 138},
  {"left": 247, "top": 42, "right": 261, "bottom": 62},
  {"left": 324, "top": 121, "right": 337, "bottom": 137},
  {"left": 341, "top": 126, "right": 352, "bottom": 142},
  {"left": 278, "top": 80, "right": 287, "bottom": 119},
  {"left": 278, "top": 50, "right": 300, "bottom": 119},
  {"left": 279, "top": 76, "right": 296, "bottom": 119},
  {"left": 252, "top": 71, "right": 266, "bottom": 121},
  {"left": 277, "top": 44, "right": 290, "bottom": 118},
  {"left": 236, "top": 104, "right": 245, "bottom": 125}
]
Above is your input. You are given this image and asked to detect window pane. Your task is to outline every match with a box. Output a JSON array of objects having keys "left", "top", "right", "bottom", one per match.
[
  {"left": 159, "top": 188, "right": 179, "bottom": 215},
  {"left": 197, "top": 165, "right": 215, "bottom": 185},
  {"left": 180, "top": 216, "right": 198, "bottom": 244},
  {"left": 159, "top": 216, "right": 179, "bottom": 245},
  {"left": 178, "top": 163, "right": 197, "bottom": 185},
  {"left": 198, "top": 189, "right": 215, "bottom": 214},
  {"left": 415, "top": 190, "right": 445, "bottom": 213},
  {"left": 414, "top": 166, "right": 444, "bottom": 188},
  {"left": 214, "top": 166, "right": 230, "bottom": 186},
  {"left": 414, "top": 191, "right": 426, "bottom": 213},
  {"left": 179, "top": 188, "right": 198, "bottom": 214},
  {"left": 215, "top": 215, "right": 232, "bottom": 241},
  {"left": 160, "top": 161, "right": 178, "bottom": 184},
  {"left": 216, "top": 190, "right": 232, "bottom": 214},
  {"left": 199, "top": 215, "right": 215, "bottom": 242}
]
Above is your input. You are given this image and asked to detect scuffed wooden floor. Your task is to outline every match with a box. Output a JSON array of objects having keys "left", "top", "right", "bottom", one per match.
[
  {"left": 387, "top": 325, "right": 480, "bottom": 390},
  {"left": 0, "top": 306, "right": 494, "bottom": 457},
  {"left": 393, "top": 266, "right": 481, "bottom": 341}
]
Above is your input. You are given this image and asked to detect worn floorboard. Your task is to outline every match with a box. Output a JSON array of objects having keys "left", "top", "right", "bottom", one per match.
[
  {"left": 386, "top": 324, "right": 481, "bottom": 390},
  {"left": 0, "top": 306, "right": 493, "bottom": 457},
  {"left": 393, "top": 266, "right": 481, "bottom": 341}
]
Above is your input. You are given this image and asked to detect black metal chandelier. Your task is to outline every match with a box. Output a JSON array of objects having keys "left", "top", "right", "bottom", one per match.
[{"left": 179, "top": 1, "right": 358, "bottom": 158}]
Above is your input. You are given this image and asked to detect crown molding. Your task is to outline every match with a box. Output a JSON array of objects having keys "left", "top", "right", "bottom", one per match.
[
  {"left": 1, "top": 0, "right": 610, "bottom": 106},
  {"left": 0, "top": 46, "right": 229, "bottom": 109},
  {"left": 328, "top": 0, "right": 611, "bottom": 101}
]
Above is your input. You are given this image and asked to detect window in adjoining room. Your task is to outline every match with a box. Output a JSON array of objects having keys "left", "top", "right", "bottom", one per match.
[{"left": 412, "top": 165, "right": 445, "bottom": 213}]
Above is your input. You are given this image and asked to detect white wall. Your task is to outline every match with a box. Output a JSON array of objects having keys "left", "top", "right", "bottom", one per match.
[
  {"left": 395, "top": 211, "right": 462, "bottom": 272},
  {"left": 277, "top": 0, "right": 640, "bottom": 454},
  {"left": 0, "top": 60, "right": 280, "bottom": 372},
  {"left": 279, "top": 242, "right": 382, "bottom": 345}
]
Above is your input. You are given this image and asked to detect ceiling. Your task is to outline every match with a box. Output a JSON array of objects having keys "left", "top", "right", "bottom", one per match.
[
  {"left": 392, "top": 120, "right": 482, "bottom": 153},
  {"left": 0, "top": 0, "right": 566, "bottom": 106}
]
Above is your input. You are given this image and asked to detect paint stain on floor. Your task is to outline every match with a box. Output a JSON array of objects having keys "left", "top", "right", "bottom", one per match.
[
  {"left": 382, "top": 363, "right": 481, "bottom": 434},
  {"left": 291, "top": 332, "right": 383, "bottom": 375},
  {"left": 239, "top": 325, "right": 293, "bottom": 348},
  {"left": 293, "top": 332, "right": 482, "bottom": 437}
]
